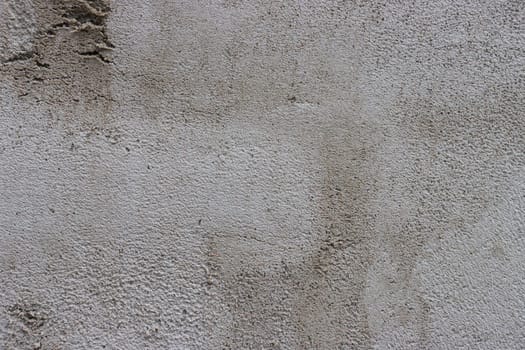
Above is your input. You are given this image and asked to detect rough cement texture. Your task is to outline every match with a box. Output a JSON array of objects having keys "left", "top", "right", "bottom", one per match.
[{"left": 0, "top": 0, "right": 524, "bottom": 349}]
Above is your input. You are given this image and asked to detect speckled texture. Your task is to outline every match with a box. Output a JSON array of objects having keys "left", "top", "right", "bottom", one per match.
[{"left": 1, "top": 1, "right": 524, "bottom": 349}]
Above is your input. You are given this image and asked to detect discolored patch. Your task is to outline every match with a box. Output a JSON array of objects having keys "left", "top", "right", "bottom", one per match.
[{"left": 4, "top": 302, "right": 47, "bottom": 349}]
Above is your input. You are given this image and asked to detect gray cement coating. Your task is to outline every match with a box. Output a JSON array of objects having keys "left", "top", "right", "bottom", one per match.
[{"left": 0, "top": 0, "right": 524, "bottom": 349}]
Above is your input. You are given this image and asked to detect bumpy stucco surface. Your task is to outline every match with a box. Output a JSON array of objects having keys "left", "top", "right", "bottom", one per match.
[{"left": 0, "top": 1, "right": 524, "bottom": 349}]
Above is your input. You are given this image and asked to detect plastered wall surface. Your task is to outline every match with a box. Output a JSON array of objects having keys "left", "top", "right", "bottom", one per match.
[{"left": 0, "top": 1, "right": 524, "bottom": 349}]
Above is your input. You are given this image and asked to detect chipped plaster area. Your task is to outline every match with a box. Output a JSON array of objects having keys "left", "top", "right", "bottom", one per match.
[
  {"left": 1, "top": 1, "right": 525, "bottom": 349},
  {"left": 0, "top": 0, "right": 113, "bottom": 121}
]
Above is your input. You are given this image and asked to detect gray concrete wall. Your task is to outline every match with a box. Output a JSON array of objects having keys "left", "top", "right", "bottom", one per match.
[{"left": 0, "top": 1, "right": 524, "bottom": 349}]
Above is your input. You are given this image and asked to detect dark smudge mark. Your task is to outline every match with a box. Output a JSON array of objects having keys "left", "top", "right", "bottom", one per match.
[
  {"left": 298, "top": 126, "right": 375, "bottom": 349},
  {"left": 202, "top": 118, "right": 378, "bottom": 349}
]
